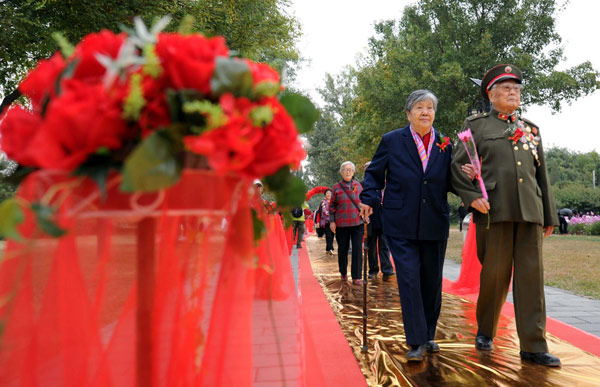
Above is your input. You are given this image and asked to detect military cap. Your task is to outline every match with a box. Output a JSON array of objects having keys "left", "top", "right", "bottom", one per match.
[{"left": 481, "top": 64, "right": 523, "bottom": 100}]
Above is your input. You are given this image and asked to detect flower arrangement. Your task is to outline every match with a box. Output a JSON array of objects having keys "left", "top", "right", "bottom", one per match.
[{"left": 0, "top": 17, "right": 318, "bottom": 239}]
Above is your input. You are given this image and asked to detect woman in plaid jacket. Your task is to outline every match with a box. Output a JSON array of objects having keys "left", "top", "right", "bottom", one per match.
[{"left": 329, "top": 161, "right": 364, "bottom": 285}]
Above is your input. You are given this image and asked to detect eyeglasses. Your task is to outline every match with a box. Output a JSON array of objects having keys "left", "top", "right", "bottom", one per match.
[
  {"left": 341, "top": 168, "right": 354, "bottom": 173},
  {"left": 494, "top": 84, "right": 522, "bottom": 93}
]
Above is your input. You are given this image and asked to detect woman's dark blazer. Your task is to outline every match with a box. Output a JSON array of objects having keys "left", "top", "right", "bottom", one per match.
[{"left": 360, "top": 125, "right": 453, "bottom": 241}]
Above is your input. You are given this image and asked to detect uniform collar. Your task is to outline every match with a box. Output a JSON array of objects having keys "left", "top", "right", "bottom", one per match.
[{"left": 491, "top": 108, "right": 517, "bottom": 122}]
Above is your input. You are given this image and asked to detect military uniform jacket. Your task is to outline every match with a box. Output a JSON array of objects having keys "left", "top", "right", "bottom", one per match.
[{"left": 450, "top": 109, "right": 558, "bottom": 227}]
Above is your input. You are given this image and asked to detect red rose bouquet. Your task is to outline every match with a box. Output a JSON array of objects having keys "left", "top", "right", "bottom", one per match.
[{"left": 0, "top": 17, "right": 317, "bottom": 238}]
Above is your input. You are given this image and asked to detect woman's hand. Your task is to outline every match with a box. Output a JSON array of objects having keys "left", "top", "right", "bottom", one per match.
[
  {"left": 462, "top": 164, "right": 477, "bottom": 180},
  {"left": 359, "top": 203, "right": 372, "bottom": 223},
  {"left": 330, "top": 222, "right": 336, "bottom": 234}
]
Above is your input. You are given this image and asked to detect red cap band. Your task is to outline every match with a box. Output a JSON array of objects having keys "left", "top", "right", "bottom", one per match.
[{"left": 486, "top": 73, "right": 519, "bottom": 91}]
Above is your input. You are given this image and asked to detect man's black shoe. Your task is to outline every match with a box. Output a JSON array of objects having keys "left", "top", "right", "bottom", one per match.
[
  {"left": 406, "top": 344, "right": 425, "bottom": 362},
  {"left": 382, "top": 273, "right": 395, "bottom": 281},
  {"left": 520, "top": 351, "right": 561, "bottom": 367},
  {"left": 475, "top": 335, "right": 494, "bottom": 351},
  {"left": 426, "top": 340, "right": 440, "bottom": 353},
  {"left": 368, "top": 273, "right": 377, "bottom": 279}
]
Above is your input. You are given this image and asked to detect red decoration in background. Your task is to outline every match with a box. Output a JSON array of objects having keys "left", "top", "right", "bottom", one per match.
[{"left": 305, "top": 186, "right": 330, "bottom": 201}]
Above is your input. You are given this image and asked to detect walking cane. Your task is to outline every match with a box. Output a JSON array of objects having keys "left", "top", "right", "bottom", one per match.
[{"left": 361, "top": 221, "right": 368, "bottom": 353}]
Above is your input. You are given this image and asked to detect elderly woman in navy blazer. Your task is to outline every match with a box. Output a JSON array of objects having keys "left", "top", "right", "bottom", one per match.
[{"left": 360, "top": 89, "right": 466, "bottom": 362}]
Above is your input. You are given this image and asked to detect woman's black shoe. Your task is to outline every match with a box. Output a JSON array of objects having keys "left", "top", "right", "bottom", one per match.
[
  {"left": 475, "top": 335, "right": 494, "bottom": 351},
  {"left": 406, "top": 344, "right": 425, "bottom": 361}
]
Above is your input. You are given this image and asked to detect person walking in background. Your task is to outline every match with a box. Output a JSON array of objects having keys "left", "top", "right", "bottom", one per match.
[
  {"left": 291, "top": 201, "right": 310, "bottom": 248},
  {"left": 362, "top": 161, "right": 395, "bottom": 281},
  {"left": 318, "top": 188, "right": 335, "bottom": 254},
  {"left": 451, "top": 64, "right": 560, "bottom": 367},
  {"left": 330, "top": 161, "right": 364, "bottom": 285}
]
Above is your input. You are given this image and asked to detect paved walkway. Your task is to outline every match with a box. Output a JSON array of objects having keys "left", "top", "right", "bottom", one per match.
[{"left": 443, "top": 259, "right": 600, "bottom": 337}]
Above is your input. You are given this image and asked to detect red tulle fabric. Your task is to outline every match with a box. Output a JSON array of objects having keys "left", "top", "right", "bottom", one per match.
[
  {"left": 0, "top": 170, "right": 322, "bottom": 386},
  {"left": 447, "top": 217, "right": 482, "bottom": 294}
]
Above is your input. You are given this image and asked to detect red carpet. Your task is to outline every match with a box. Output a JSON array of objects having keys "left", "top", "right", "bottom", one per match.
[
  {"left": 297, "top": 242, "right": 367, "bottom": 387},
  {"left": 442, "top": 279, "right": 600, "bottom": 357}
]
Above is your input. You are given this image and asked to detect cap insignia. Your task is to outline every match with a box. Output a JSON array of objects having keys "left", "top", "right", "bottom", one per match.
[{"left": 505, "top": 66, "right": 512, "bottom": 73}]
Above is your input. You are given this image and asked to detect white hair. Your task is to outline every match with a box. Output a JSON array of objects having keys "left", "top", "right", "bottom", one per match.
[{"left": 340, "top": 161, "right": 356, "bottom": 172}]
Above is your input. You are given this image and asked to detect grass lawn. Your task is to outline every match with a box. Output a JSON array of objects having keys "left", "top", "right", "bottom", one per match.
[{"left": 446, "top": 226, "right": 600, "bottom": 300}]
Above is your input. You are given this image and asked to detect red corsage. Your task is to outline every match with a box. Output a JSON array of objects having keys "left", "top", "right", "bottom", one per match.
[
  {"left": 508, "top": 128, "right": 524, "bottom": 144},
  {"left": 436, "top": 136, "right": 451, "bottom": 152}
]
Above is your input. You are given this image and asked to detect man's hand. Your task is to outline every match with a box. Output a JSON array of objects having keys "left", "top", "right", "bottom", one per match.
[
  {"left": 461, "top": 164, "right": 477, "bottom": 180},
  {"left": 330, "top": 222, "right": 336, "bottom": 234},
  {"left": 470, "top": 197, "right": 490, "bottom": 214},
  {"left": 543, "top": 226, "right": 554, "bottom": 238},
  {"left": 359, "top": 203, "right": 373, "bottom": 223}
]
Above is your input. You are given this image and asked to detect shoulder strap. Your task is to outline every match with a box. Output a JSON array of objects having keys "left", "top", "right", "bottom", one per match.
[{"left": 339, "top": 181, "right": 361, "bottom": 212}]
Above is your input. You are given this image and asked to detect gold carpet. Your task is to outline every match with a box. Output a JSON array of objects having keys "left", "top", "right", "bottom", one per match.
[{"left": 305, "top": 234, "right": 600, "bottom": 386}]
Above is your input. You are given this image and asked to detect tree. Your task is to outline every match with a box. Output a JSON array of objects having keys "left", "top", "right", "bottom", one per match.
[
  {"left": 305, "top": 70, "right": 363, "bottom": 188},
  {"left": 320, "top": 0, "right": 600, "bottom": 164},
  {"left": 0, "top": 0, "right": 301, "bottom": 108}
]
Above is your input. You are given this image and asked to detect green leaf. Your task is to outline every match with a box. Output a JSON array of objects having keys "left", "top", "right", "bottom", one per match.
[
  {"left": 210, "top": 57, "right": 253, "bottom": 98},
  {"left": 249, "top": 105, "right": 274, "bottom": 126},
  {"left": 273, "top": 175, "right": 306, "bottom": 208},
  {"left": 73, "top": 154, "right": 115, "bottom": 199},
  {"left": 120, "top": 130, "right": 182, "bottom": 192},
  {"left": 0, "top": 199, "right": 24, "bottom": 241},
  {"left": 263, "top": 166, "right": 292, "bottom": 191},
  {"left": 279, "top": 92, "right": 319, "bottom": 134},
  {"left": 31, "top": 202, "right": 66, "bottom": 238},
  {"left": 253, "top": 81, "right": 280, "bottom": 98},
  {"left": 251, "top": 208, "right": 266, "bottom": 245}
]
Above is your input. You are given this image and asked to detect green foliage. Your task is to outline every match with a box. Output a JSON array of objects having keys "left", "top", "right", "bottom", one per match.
[
  {"left": 546, "top": 147, "right": 600, "bottom": 213},
  {"left": 31, "top": 202, "right": 66, "bottom": 238},
  {"left": 0, "top": 198, "right": 24, "bottom": 240},
  {"left": 121, "top": 130, "right": 182, "bottom": 192},
  {"left": 307, "top": 0, "right": 600, "bottom": 172},
  {"left": 251, "top": 208, "right": 266, "bottom": 244},
  {"left": 280, "top": 92, "right": 320, "bottom": 134},
  {"left": 590, "top": 222, "right": 600, "bottom": 236},
  {"left": 305, "top": 71, "right": 356, "bottom": 187},
  {"left": 0, "top": 0, "right": 301, "bottom": 101},
  {"left": 553, "top": 183, "right": 600, "bottom": 213}
]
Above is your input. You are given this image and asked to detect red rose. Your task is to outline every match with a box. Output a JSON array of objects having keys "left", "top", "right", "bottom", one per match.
[
  {"left": 0, "top": 105, "right": 42, "bottom": 167},
  {"left": 155, "top": 33, "right": 229, "bottom": 94},
  {"left": 18, "top": 52, "right": 66, "bottom": 110},
  {"left": 29, "top": 83, "right": 129, "bottom": 171},
  {"left": 183, "top": 95, "right": 262, "bottom": 173},
  {"left": 242, "top": 98, "right": 305, "bottom": 177},
  {"left": 136, "top": 74, "right": 171, "bottom": 136},
  {"left": 245, "top": 59, "right": 280, "bottom": 86},
  {"left": 71, "top": 30, "right": 127, "bottom": 83}
]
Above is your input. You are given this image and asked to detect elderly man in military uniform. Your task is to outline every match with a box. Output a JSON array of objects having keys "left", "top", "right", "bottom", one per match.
[{"left": 451, "top": 64, "right": 560, "bottom": 366}]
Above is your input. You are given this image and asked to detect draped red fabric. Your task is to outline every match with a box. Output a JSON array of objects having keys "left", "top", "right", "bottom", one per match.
[
  {"left": 0, "top": 170, "right": 322, "bottom": 386},
  {"left": 447, "top": 217, "right": 481, "bottom": 294}
]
